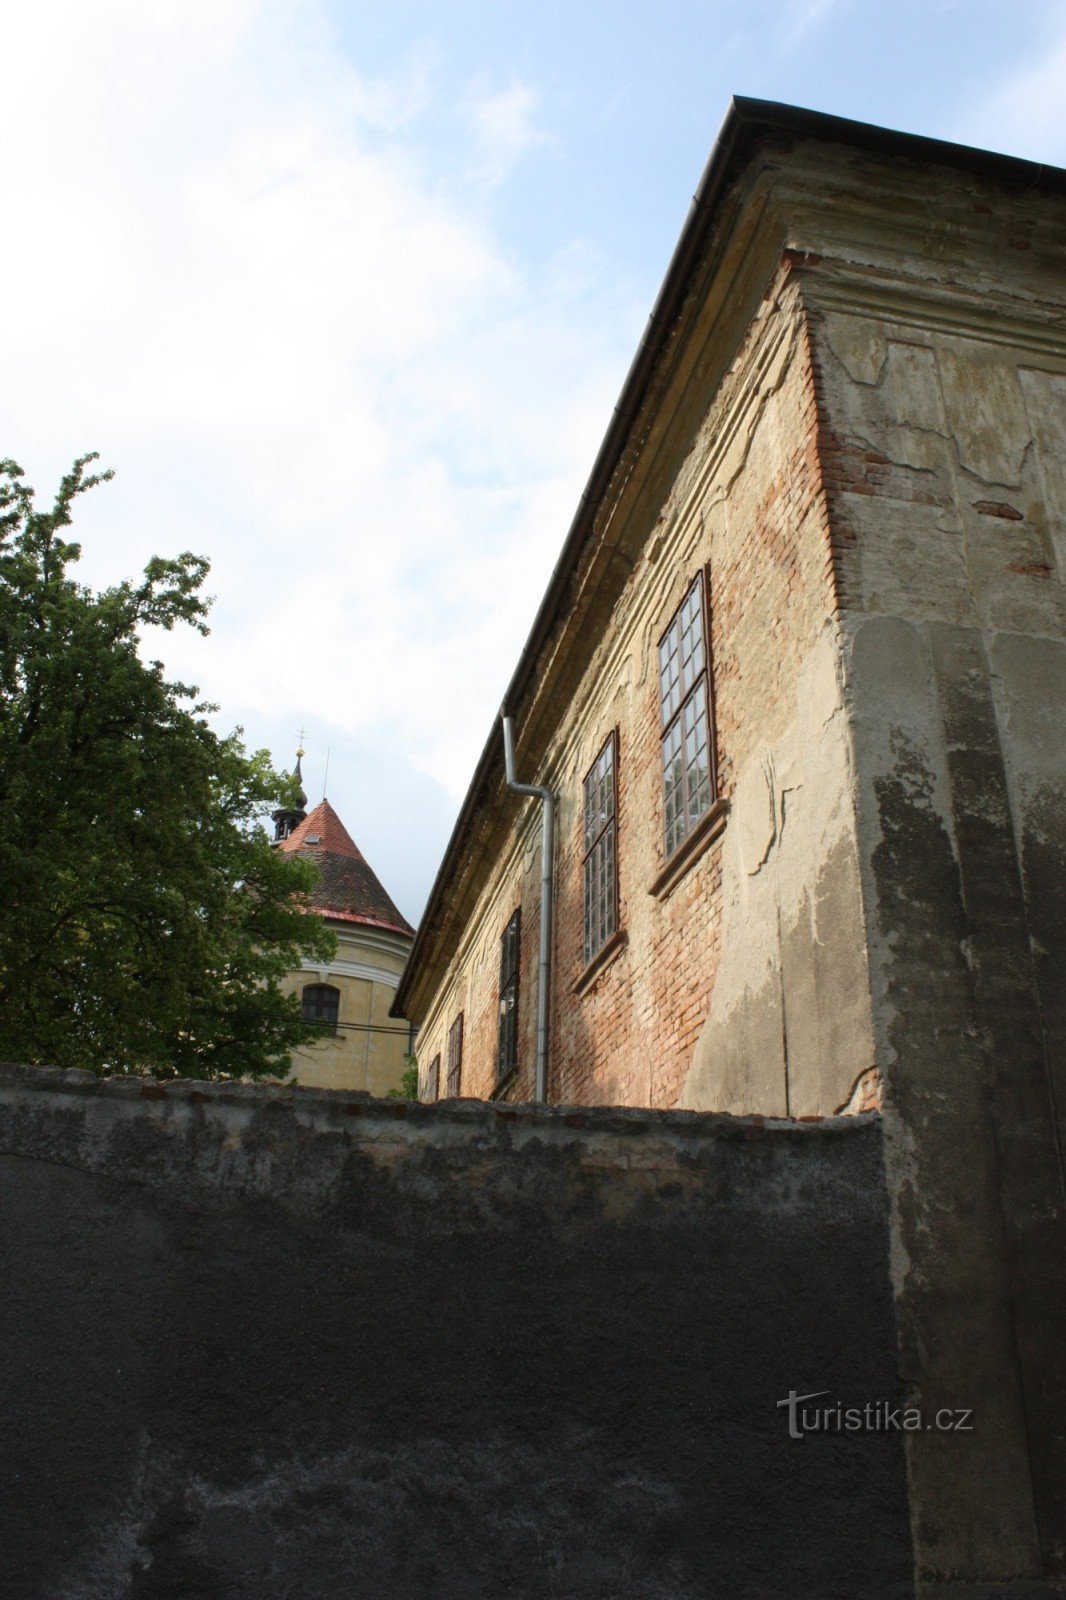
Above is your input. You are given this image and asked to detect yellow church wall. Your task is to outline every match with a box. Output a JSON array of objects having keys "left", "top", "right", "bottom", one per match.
[{"left": 282, "top": 921, "right": 412, "bottom": 1095}]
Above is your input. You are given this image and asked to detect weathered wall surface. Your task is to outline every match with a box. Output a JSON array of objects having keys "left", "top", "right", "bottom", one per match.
[
  {"left": 678, "top": 616, "right": 874, "bottom": 1118},
  {"left": 0, "top": 1064, "right": 912, "bottom": 1600},
  {"left": 387, "top": 132, "right": 1066, "bottom": 1596},
  {"left": 807, "top": 196, "right": 1066, "bottom": 1592},
  {"left": 415, "top": 262, "right": 874, "bottom": 1117}
]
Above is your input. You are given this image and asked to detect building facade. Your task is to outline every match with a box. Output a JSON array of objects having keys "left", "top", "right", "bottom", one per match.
[
  {"left": 396, "top": 105, "right": 1065, "bottom": 1125},
  {"left": 275, "top": 785, "right": 413, "bottom": 1095},
  {"left": 393, "top": 102, "right": 1066, "bottom": 1589}
]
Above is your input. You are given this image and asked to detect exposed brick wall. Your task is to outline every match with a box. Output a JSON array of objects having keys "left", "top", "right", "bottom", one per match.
[{"left": 415, "top": 263, "right": 842, "bottom": 1108}]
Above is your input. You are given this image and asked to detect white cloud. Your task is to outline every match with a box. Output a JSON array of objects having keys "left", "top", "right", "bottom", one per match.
[
  {"left": 463, "top": 81, "right": 554, "bottom": 188},
  {"left": 2, "top": 0, "right": 636, "bottom": 838},
  {"left": 781, "top": 0, "right": 839, "bottom": 46}
]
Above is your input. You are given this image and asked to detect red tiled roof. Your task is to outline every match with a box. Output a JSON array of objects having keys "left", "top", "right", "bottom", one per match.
[{"left": 279, "top": 800, "right": 414, "bottom": 939}]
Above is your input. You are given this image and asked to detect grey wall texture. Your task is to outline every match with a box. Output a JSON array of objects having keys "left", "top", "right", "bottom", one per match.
[
  {"left": 810, "top": 269, "right": 1066, "bottom": 1586},
  {"left": 0, "top": 1065, "right": 912, "bottom": 1600}
]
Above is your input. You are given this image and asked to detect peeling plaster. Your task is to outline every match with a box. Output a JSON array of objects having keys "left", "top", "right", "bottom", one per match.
[
  {"left": 680, "top": 629, "right": 874, "bottom": 1118},
  {"left": 814, "top": 292, "right": 1066, "bottom": 1585},
  {"left": 937, "top": 349, "right": 1032, "bottom": 488},
  {"left": 824, "top": 310, "right": 889, "bottom": 386}
]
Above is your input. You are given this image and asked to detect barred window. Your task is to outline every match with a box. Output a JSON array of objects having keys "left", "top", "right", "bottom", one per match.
[
  {"left": 302, "top": 983, "right": 339, "bottom": 1031},
  {"left": 446, "top": 1012, "right": 464, "bottom": 1098},
  {"left": 424, "top": 1054, "right": 440, "bottom": 1103},
  {"left": 583, "top": 733, "right": 618, "bottom": 967},
  {"left": 497, "top": 910, "right": 521, "bottom": 1083},
  {"left": 658, "top": 573, "right": 716, "bottom": 858}
]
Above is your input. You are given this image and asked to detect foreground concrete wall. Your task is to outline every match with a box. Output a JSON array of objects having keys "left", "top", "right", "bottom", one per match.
[
  {"left": 0, "top": 1064, "right": 911, "bottom": 1600},
  {"left": 808, "top": 218, "right": 1066, "bottom": 1587}
]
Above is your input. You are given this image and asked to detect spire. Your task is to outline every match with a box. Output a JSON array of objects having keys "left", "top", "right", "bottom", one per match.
[
  {"left": 272, "top": 743, "right": 309, "bottom": 845},
  {"left": 278, "top": 799, "right": 414, "bottom": 937}
]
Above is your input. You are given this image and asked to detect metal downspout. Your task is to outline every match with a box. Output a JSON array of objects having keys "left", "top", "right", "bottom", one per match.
[{"left": 501, "top": 714, "right": 554, "bottom": 1104}]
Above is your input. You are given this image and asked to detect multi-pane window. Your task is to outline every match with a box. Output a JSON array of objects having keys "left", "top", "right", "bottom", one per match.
[
  {"left": 583, "top": 733, "right": 618, "bottom": 967},
  {"left": 424, "top": 1054, "right": 440, "bottom": 1103},
  {"left": 658, "top": 573, "right": 716, "bottom": 858},
  {"left": 497, "top": 910, "right": 521, "bottom": 1082},
  {"left": 446, "top": 1013, "right": 464, "bottom": 1098},
  {"left": 302, "top": 983, "right": 339, "bottom": 1031}
]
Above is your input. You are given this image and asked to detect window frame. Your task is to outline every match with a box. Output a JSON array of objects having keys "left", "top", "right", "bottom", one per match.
[
  {"left": 657, "top": 570, "right": 718, "bottom": 862},
  {"left": 301, "top": 982, "right": 340, "bottom": 1033},
  {"left": 446, "top": 1012, "right": 464, "bottom": 1098},
  {"left": 582, "top": 730, "right": 619, "bottom": 970},
  {"left": 424, "top": 1054, "right": 440, "bottom": 1103},
  {"left": 496, "top": 909, "right": 521, "bottom": 1085}
]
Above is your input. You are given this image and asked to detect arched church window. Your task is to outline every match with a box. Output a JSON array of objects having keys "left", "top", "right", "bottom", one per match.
[{"left": 302, "top": 983, "right": 340, "bottom": 1032}]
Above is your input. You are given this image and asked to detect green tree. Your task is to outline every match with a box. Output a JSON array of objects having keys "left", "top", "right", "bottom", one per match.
[
  {"left": 386, "top": 1055, "right": 420, "bottom": 1101},
  {"left": 0, "top": 455, "right": 334, "bottom": 1078}
]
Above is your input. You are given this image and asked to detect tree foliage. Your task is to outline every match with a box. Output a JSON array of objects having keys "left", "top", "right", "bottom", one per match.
[
  {"left": 386, "top": 1056, "right": 420, "bottom": 1101},
  {"left": 0, "top": 455, "right": 334, "bottom": 1078}
]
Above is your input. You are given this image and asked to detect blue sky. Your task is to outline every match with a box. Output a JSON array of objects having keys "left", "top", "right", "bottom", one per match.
[{"left": 4, "top": 0, "right": 1065, "bottom": 922}]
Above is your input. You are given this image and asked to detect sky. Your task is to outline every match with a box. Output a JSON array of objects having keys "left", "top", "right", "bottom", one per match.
[{"left": 4, "top": 0, "right": 1066, "bottom": 924}]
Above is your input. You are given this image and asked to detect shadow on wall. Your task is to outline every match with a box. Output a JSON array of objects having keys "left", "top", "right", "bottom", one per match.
[{"left": 0, "top": 1068, "right": 912, "bottom": 1600}]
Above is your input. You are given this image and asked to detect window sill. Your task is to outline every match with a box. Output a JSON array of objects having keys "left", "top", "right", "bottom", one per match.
[
  {"left": 648, "top": 798, "right": 730, "bottom": 902},
  {"left": 573, "top": 929, "right": 628, "bottom": 997}
]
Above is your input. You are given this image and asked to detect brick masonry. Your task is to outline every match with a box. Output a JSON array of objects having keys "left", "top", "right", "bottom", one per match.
[{"left": 414, "top": 265, "right": 869, "bottom": 1117}]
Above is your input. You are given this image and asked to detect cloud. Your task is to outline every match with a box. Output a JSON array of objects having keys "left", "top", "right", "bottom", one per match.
[
  {"left": 463, "top": 81, "right": 554, "bottom": 188},
  {"left": 2, "top": 0, "right": 637, "bottom": 853},
  {"left": 781, "top": 0, "right": 839, "bottom": 46}
]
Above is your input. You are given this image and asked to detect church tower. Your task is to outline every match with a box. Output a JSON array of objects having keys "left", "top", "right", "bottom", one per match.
[
  {"left": 275, "top": 759, "right": 414, "bottom": 1095},
  {"left": 271, "top": 749, "right": 308, "bottom": 844}
]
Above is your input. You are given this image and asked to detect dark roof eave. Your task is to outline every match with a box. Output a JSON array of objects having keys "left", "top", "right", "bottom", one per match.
[{"left": 392, "top": 96, "right": 1066, "bottom": 1021}]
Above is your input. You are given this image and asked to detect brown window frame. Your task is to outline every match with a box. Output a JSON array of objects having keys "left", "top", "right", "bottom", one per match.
[
  {"left": 657, "top": 570, "right": 717, "bottom": 861},
  {"left": 425, "top": 1054, "right": 440, "bottom": 1103},
  {"left": 301, "top": 982, "right": 340, "bottom": 1033},
  {"left": 496, "top": 909, "right": 521, "bottom": 1084},
  {"left": 446, "top": 1012, "right": 464, "bottom": 1098},
  {"left": 582, "top": 731, "right": 619, "bottom": 969}
]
